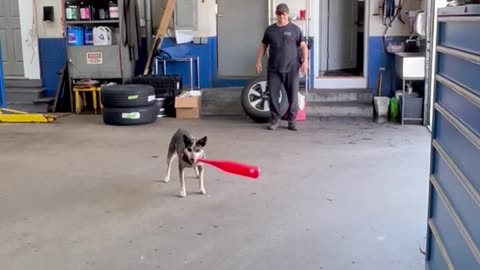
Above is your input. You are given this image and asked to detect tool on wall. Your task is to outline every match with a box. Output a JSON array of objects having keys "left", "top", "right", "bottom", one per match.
[
  {"left": 121, "top": 0, "right": 141, "bottom": 61},
  {"left": 379, "top": 0, "right": 406, "bottom": 52},
  {"left": 143, "top": 0, "right": 176, "bottom": 75}
]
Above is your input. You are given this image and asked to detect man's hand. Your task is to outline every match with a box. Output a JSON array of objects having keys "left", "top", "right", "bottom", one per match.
[
  {"left": 299, "top": 61, "right": 309, "bottom": 75},
  {"left": 256, "top": 43, "right": 267, "bottom": 75},
  {"left": 256, "top": 62, "right": 263, "bottom": 74},
  {"left": 299, "top": 41, "right": 309, "bottom": 75}
]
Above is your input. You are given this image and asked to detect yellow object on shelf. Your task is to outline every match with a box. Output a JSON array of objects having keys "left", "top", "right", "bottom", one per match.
[{"left": 73, "top": 85, "right": 103, "bottom": 114}]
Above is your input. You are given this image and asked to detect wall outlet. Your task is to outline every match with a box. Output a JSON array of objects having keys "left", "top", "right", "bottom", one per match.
[{"left": 200, "top": 37, "right": 208, "bottom": 44}]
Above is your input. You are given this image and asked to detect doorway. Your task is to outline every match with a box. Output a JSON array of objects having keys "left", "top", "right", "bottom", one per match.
[
  {"left": 317, "top": 0, "right": 368, "bottom": 88},
  {"left": 0, "top": 0, "right": 24, "bottom": 77},
  {"left": 216, "top": 0, "right": 267, "bottom": 78}
]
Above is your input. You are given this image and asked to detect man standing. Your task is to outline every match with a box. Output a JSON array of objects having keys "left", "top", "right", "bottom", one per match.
[{"left": 256, "top": 3, "right": 309, "bottom": 131}]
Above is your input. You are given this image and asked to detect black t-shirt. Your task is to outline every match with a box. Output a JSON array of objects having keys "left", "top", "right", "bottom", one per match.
[{"left": 261, "top": 23, "right": 305, "bottom": 73}]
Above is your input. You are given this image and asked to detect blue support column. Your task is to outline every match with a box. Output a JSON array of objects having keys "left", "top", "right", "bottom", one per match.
[{"left": 0, "top": 38, "right": 5, "bottom": 108}]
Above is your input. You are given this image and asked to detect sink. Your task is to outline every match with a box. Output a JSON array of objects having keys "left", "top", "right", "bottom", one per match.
[{"left": 394, "top": 52, "right": 426, "bottom": 79}]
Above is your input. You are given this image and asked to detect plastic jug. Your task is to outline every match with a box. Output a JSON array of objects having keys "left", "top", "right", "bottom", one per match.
[
  {"left": 84, "top": 27, "right": 93, "bottom": 45},
  {"left": 93, "top": 26, "right": 112, "bottom": 45},
  {"left": 389, "top": 97, "right": 399, "bottom": 122},
  {"left": 65, "top": 3, "right": 79, "bottom": 21},
  {"left": 67, "top": 26, "right": 84, "bottom": 46}
]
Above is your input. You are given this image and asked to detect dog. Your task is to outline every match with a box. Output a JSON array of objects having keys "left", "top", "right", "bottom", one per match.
[{"left": 163, "top": 128, "right": 208, "bottom": 197}]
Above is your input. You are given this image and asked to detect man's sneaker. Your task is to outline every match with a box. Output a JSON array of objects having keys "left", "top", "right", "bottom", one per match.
[
  {"left": 288, "top": 121, "right": 298, "bottom": 131},
  {"left": 267, "top": 119, "right": 279, "bottom": 130}
]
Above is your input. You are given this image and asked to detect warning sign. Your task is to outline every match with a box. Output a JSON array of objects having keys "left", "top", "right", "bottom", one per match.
[{"left": 86, "top": 52, "right": 103, "bottom": 64}]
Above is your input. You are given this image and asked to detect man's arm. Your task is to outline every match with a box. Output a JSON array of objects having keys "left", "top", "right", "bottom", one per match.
[
  {"left": 299, "top": 41, "right": 308, "bottom": 63},
  {"left": 256, "top": 43, "right": 267, "bottom": 74},
  {"left": 256, "top": 29, "right": 269, "bottom": 74},
  {"left": 298, "top": 30, "right": 309, "bottom": 74},
  {"left": 256, "top": 43, "right": 267, "bottom": 64}
]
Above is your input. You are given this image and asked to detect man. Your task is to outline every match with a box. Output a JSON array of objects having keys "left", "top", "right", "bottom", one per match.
[{"left": 256, "top": 3, "right": 309, "bottom": 131}]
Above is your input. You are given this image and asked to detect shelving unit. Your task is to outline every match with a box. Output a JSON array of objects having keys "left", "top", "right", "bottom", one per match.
[
  {"left": 425, "top": 5, "right": 480, "bottom": 270},
  {"left": 63, "top": 0, "right": 135, "bottom": 85},
  {"left": 65, "top": 20, "right": 120, "bottom": 25}
]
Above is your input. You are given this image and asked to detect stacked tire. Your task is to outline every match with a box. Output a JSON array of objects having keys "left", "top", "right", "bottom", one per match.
[{"left": 101, "top": 84, "right": 158, "bottom": 126}]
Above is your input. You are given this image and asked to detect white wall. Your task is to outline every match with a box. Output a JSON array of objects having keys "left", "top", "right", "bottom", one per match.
[
  {"left": 17, "top": 0, "right": 64, "bottom": 79},
  {"left": 35, "top": 0, "right": 64, "bottom": 38},
  {"left": 195, "top": 0, "right": 216, "bottom": 36},
  {"left": 148, "top": 0, "right": 315, "bottom": 38},
  {"left": 149, "top": 0, "right": 216, "bottom": 38},
  {"left": 18, "top": 0, "right": 41, "bottom": 79}
]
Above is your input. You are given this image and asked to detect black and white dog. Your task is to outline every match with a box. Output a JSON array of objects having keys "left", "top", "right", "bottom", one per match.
[{"left": 163, "top": 129, "right": 208, "bottom": 197}]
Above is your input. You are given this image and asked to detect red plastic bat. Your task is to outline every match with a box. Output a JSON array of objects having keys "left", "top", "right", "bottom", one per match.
[{"left": 197, "top": 158, "right": 260, "bottom": 179}]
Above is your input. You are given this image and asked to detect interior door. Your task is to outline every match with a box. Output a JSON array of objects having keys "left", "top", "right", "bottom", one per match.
[
  {"left": 0, "top": 0, "right": 24, "bottom": 77},
  {"left": 327, "top": 0, "right": 358, "bottom": 71},
  {"left": 217, "top": 0, "right": 267, "bottom": 77}
]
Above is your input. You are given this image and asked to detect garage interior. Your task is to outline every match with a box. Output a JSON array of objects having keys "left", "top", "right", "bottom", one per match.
[{"left": 1, "top": 0, "right": 479, "bottom": 270}]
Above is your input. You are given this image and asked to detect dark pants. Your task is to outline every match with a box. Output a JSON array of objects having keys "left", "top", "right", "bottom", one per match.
[{"left": 267, "top": 68, "right": 299, "bottom": 122}]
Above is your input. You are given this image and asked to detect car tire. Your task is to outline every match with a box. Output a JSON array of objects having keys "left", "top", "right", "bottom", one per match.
[
  {"left": 101, "top": 84, "right": 156, "bottom": 108},
  {"left": 102, "top": 105, "right": 158, "bottom": 126},
  {"left": 240, "top": 76, "right": 288, "bottom": 123}
]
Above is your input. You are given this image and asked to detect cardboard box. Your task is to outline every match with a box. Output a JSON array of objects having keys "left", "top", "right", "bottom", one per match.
[{"left": 174, "top": 91, "right": 202, "bottom": 119}]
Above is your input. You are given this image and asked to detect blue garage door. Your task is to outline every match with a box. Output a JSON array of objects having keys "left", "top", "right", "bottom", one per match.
[{"left": 425, "top": 5, "right": 480, "bottom": 270}]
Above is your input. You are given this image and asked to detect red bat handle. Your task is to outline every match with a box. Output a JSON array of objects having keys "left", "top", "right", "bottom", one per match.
[{"left": 198, "top": 158, "right": 260, "bottom": 179}]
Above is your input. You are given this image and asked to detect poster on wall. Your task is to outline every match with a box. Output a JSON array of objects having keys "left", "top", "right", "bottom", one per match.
[{"left": 86, "top": 52, "right": 103, "bottom": 64}]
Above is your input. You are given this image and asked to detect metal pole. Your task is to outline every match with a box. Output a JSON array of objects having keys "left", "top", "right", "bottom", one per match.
[
  {"left": 190, "top": 58, "right": 194, "bottom": 90},
  {"left": 0, "top": 38, "right": 6, "bottom": 108},
  {"left": 196, "top": 57, "right": 200, "bottom": 89},
  {"left": 145, "top": 0, "right": 153, "bottom": 55},
  {"left": 268, "top": 0, "right": 272, "bottom": 27}
]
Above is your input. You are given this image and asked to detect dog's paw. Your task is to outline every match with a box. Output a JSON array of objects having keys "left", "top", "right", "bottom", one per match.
[
  {"left": 179, "top": 190, "right": 187, "bottom": 198},
  {"left": 163, "top": 177, "right": 170, "bottom": 183},
  {"left": 199, "top": 188, "right": 206, "bottom": 195}
]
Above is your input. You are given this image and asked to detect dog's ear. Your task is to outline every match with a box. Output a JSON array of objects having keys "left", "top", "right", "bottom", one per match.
[
  {"left": 183, "top": 135, "right": 193, "bottom": 147},
  {"left": 196, "top": 136, "right": 207, "bottom": 147}
]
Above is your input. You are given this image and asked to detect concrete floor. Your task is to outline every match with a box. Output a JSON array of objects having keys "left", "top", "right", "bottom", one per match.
[{"left": 0, "top": 115, "right": 431, "bottom": 270}]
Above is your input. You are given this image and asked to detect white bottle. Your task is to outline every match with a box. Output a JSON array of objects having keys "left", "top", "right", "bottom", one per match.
[{"left": 93, "top": 26, "right": 112, "bottom": 45}]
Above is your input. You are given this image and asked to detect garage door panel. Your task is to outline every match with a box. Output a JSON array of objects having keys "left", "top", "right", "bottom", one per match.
[
  {"left": 217, "top": 0, "right": 267, "bottom": 77},
  {"left": 426, "top": 235, "right": 451, "bottom": 270},
  {"left": 438, "top": 21, "right": 480, "bottom": 55},
  {"left": 435, "top": 80, "right": 480, "bottom": 136},
  {"left": 437, "top": 53, "right": 480, "bottom": 97},
  {"left": 0, "top": 30, "right": 8, "bottom": 62},
  {"left": 429, "top": 189, "right": 480, "bottom": 268},
  {"left": 433, "top": 112, "right": 480, "bottom": 192},
  {"left": 431, "top": 149, "right": 480, "bottom": 250},
  {"left": 13, "top": 29, "right": 23, "bottom": 61}
]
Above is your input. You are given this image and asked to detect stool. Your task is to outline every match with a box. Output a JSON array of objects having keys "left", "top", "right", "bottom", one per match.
[{"left": 73, "top": 86, "right": 101, "bottom": 114}]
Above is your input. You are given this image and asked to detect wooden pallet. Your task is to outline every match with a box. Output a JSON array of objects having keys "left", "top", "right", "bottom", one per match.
[{"left": 143, "top": 0, "right": 176, "bottom": 75}]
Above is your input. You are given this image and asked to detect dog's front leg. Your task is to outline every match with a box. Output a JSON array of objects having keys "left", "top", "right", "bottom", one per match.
[
  {"left": 164, "top": 152, "right": 177, "bottom": 183},
  {"left": 178, "top": 166, "right": 187, "bottom": 197},
  {"left": 198, "top": 165, "right": 206, "bottom": 194}
]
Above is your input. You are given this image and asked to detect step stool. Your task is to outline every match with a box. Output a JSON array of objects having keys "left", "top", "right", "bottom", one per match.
[{"left": 73, "top": 86, "right": 103, "bottom": 114}]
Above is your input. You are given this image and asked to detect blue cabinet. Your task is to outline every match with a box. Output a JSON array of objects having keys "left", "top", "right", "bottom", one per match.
[{"left": 425, "top": 4, "right": 480, "bottom": 270}]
